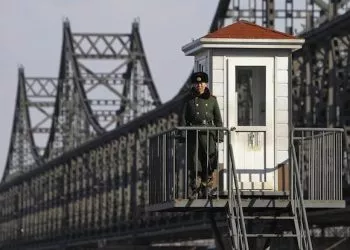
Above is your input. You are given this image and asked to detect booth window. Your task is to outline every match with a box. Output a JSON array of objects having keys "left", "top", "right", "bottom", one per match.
[{"left": 236, "top": 66, "right": 266, "bottom": 126}]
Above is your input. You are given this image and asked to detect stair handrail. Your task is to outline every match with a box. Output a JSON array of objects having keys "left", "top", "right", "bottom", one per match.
[
  {"left": 291, "top": 129, "right": 313, "bottom": 250},
  {"left": 227, "top": 128, "right": 249, "bottom": 249},
  {"left": 342, "top": 125, "right": 350, "bottom": 171}
]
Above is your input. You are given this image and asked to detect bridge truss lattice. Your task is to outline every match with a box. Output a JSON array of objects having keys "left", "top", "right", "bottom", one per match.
[{"left": 2, "top": 20, "right": 161, "bottom": 182}]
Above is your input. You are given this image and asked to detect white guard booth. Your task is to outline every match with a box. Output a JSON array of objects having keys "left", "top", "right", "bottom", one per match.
[{"left": 182, "top": 20, "right": 304, "bottom": 191}]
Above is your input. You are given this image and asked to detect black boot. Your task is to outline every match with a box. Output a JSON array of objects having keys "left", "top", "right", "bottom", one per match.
[{"left": 188, "top": 175, "right": 202, "bottom": 199}]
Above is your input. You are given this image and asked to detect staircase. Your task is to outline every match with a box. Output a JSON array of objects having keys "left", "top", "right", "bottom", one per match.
[{"left": 215, "top": 136, "right": 313, "bottom": 249}]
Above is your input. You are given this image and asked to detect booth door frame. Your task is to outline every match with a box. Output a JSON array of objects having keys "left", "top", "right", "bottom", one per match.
[{"left": 227, "top": 57, "right": 275, "bottom": 190}]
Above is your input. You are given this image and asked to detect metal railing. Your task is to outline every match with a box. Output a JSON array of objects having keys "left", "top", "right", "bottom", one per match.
[
  {"left": 149, "top": 126, "right": 229, "bottom": 203},
  {"left": 148, "top": 126, "right": 248, "bottom": 249},
  {"left": 291, "top": 141, "right": 313, "bottom": 250},
  {"left": 148, "top": 126, "right": 343, "bottom": 249},
  {"left": 290, "top": 127, "right": 343, "bottom": 250},
  {"left": 292, "top": 128, "right": 343, "bottom": 200},
  {"left": 227, "top": 137, "right": 249, "bottom": 250}
]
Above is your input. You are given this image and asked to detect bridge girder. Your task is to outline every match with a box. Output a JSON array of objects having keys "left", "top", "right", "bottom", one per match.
[
  {"left": 1, "top": 20, "right": 161, "bottom": 182},
  {"left": 292, "top": 9, "right": 350, "bottom": 189},
  {"left": 178, "top": 0, "right": 350, "bottom": 95}
]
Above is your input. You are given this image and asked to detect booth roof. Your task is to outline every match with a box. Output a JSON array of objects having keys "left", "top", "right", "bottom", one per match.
[{"left": 204, "top": 20, "right": 297, "bottom": 40}]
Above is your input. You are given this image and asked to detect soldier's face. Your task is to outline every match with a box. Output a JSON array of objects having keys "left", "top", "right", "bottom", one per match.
[{"left": 194, "top": 82, "right": 207, "bottom": 94}]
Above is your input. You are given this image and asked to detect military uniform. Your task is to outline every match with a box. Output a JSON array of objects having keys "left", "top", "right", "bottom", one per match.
[{"left": 180, "top": 72, "right": 223, "bottom": 196}]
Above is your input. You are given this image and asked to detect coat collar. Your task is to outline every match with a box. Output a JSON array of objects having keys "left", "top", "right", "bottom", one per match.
[{"left": 189, "top": 87, "right": 211, "bottom": 99}]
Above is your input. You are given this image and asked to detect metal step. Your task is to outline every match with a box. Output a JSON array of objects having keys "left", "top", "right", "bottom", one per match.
[
  {"left": 224, "top": 232, "right": 298, "bottom": 238},
  {"left": 244, "top": 216, "right": 294, "bottom": 220},
  {"left": 246, "top": 233, "right": 297, "bottom": 238}
]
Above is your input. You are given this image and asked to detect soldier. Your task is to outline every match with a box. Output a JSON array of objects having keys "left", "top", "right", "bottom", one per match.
[{"left": 179, "top": 71, "right": 223, "bottom": 198}]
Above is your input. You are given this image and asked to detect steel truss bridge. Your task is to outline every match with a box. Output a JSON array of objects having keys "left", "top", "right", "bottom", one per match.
[{"left": 2, "top": 0, "right": 350, "bottom": 249}]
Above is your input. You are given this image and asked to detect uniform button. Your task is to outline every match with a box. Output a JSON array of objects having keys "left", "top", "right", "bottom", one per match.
[
  {"left": 205, "top": 104, "right": 208, "bottom": 106},
  {"left": 196, "top": 104, "right": 199, "bottom": 106},
  {"left": 197, "top": 112, "right": 199, "bottom": 114}
]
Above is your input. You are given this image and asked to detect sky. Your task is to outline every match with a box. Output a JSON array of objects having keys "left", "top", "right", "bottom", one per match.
[
  {"left": 0, "top": 0, "right": 315, "bottom": 179},
  {"left": 0, "top": 0, "right": 220, "bottom": 179}
]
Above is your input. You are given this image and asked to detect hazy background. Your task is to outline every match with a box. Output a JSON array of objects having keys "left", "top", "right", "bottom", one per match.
[{"left": 0, "top": 0, "right": 307, "bottom": 179}]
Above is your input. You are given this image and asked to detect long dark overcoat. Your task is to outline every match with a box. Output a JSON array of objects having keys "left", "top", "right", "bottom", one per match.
[{"left": 180, "top": 87, "right": 223, "bottom": 175}]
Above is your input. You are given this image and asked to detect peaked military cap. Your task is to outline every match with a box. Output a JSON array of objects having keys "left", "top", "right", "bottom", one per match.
[{"left": 191, "top": 71, "right": 208, "bottom": 83}]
